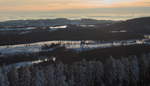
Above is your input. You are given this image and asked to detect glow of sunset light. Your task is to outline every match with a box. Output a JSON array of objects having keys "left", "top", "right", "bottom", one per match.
[
  {"left": 0, "top": 0, "right": 150, "bottom": 21},
  {"left": 0, "top": 0, "right": 150, "bottom": 11}
]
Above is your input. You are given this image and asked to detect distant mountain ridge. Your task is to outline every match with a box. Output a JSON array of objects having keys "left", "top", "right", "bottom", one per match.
[{"left": 0, "top": 18, "right": 116, "bottom": 27}]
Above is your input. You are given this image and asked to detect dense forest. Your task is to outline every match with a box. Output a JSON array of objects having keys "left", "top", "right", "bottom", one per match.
[{"left": 1, "top": 54, "right": 150, "bottom": 86}]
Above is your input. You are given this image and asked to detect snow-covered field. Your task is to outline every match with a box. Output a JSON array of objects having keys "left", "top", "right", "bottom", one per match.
[
  {"left": 0, "top": 39, "right": 149, "bottom": 55},
  {"left": 0, "top": 27, "right": 36, "bottom": 31}
]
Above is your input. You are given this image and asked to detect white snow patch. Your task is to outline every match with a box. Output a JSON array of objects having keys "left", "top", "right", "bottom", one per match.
[
  {"left": 19, "top": 31, "right": 31, "bottom": 35},
  {"left": 111, "top": 30, "right": 127, "bottom": 33},
  {"left": 80, "top": 25, "right": 95, "bottom": 27},
  {"left": 49, "top": 25, "right": 67, "bottom": 29}
]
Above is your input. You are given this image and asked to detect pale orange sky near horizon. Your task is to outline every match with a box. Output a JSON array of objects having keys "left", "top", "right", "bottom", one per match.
[{"left": 0, "top": 0, "right": 150, "bottom": 11}]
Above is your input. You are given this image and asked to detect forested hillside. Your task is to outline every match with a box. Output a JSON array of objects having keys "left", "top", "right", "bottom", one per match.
[{"left": 1, "top": 54, "right": 150, "bottom": 86}]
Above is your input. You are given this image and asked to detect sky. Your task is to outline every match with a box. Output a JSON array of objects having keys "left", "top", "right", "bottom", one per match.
[
  {"left": 0, "top": 0, "right": 150, "bottom": 11},
  {"left": 0, "top": 0, "right": 150, "bottom": 21}
]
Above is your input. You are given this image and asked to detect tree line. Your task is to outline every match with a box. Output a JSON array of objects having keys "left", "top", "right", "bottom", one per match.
[{"left": 0, "top": 54, "right": 150, "bottom": 86}]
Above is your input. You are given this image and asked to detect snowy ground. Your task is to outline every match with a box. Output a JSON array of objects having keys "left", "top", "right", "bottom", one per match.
[{"left": 0, "top": 39, "right": 150, "bottom": 55}]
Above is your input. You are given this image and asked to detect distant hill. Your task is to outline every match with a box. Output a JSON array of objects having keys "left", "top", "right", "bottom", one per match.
[
  {"left": 107, "top": 17, "right": 150, "bottom": 34},
  {"left": 0, "top": 18, "right": 116, "bottom": 27},
  {"left": 0, "top": 17, "right": 150, "bottom": 45}
]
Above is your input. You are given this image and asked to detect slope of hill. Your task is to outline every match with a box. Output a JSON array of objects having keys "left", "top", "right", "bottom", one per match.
[
  {"left": 107, "top": 17, "right": 150, "bottom": 34},
  {"left": 0, "top": 17, "right": 149, "bottom": 45}
]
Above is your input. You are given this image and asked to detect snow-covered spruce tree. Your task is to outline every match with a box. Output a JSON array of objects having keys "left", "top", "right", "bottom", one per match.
[
  {"left": 67, "top": 73, "right": 75, "bottom": 86},
  {"left": 85, "top": 61, "right": 96, "bottom": 86},
  {"left": 17, "top": 67, "right": 31, "bottom": 86},
  {"left": 7, "top": 66, "right": 19, "bottom": 86},
  {"left": 104, "top": 57, "right": 118, "bottom": 86},
  {"left": 115, "top": 59, "right": 126, "bottom": 86},
  {"left": 145, "top": 54, "right": 150, "bottom": 85},
  {"left": 65, "top": 64, "right": 75, "bottom": 86},
  {"left": 29, "top": 66, "right": 36, "bottom": 86},
  {"left": 0, "top": 66, "right": 9, "bottom": 86},
  {"left": 139, "top": 54, "right": 150, "bottom": 85},
  {"left": 129, "top": 56, "right": 140, "bottom": 86},
  {"left": 34, "top": 67, "right": 46, "bottom": 86},
  {"left": 72, "top": 60, "right": 89, "bottom": 86},
  {"left": 44, "top": 65, "right": 55, "bottom": 86},
  {"left": 120, "top": 58, "right": 130, "bottom": 86},
  {"left": 70, "top": 60, "right": 104, "bottom": 86},
  {"left": 54, "top": 63, "right": 68, "bottom": 86},
  {"left": 92, "top": 61, "right": 104, "bottom": 86}
]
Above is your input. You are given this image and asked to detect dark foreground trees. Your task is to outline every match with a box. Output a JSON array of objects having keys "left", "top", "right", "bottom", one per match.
[{"left": 1, "top": 54, "right": 150, "bottom": 86}]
